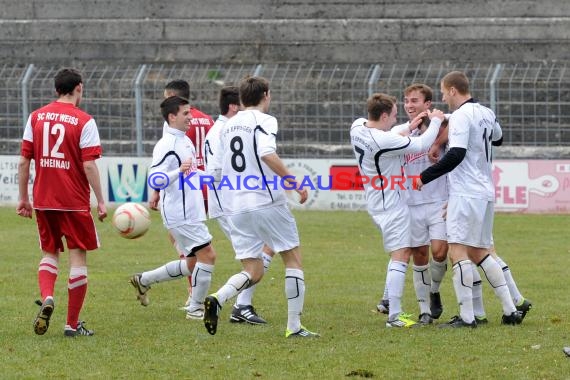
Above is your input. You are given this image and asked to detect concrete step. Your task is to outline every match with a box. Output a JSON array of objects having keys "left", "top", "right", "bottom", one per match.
[{"left": 2, "top": 0, "right": 569, "bottom": 19}]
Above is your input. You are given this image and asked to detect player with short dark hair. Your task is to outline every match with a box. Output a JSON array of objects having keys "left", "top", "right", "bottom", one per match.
[
  {"left": 18, "top": 67, "right": 107, "bottom": 337},
  {"left": 129, "top": 96, "right": 217, "bottom": 320},
  {"left": 148, "top": 79, "right": 216, "bottom": 312}
]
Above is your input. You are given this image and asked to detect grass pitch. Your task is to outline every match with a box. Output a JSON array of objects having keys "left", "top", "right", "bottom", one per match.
[{"left": 1, "top": 207, "right": 569, "bottom": 379}]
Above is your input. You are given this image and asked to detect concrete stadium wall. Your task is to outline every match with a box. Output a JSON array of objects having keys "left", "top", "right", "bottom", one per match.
[{"left": 0, "top": 0, "right": 569, "bottom": 64}]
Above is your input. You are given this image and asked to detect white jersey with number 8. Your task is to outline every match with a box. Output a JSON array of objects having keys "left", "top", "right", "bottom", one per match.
[{"left": 220, "top": 109, "right": 287, "bottom": 215}]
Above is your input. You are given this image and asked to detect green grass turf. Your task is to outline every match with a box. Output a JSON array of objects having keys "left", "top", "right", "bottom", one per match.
[{"left": 1, "top": 207, "right": 569, "bottom": 379}]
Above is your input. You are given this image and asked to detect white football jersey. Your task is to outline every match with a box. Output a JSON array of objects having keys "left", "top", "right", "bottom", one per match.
[
  {"left": 447, "top": 100, "right": 502, "bottom": 201},
  {"left": 203, "top": 114, "right": 227, "bottom": 219},
  {"left": 392, "top": 121, "right": 449, "bottom": 205},
  {"left": 350, "top": 117, "right": 441, "bottom": 214},
  {"left": 150, "top": 126, "right": 206, "bottom": 228},
  {"left": 220, "top": 109, "right": 287, "bottom": 215}
]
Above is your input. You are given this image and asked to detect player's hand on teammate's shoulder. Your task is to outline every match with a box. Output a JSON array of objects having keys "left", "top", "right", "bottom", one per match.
[
  {"left": 16, "top": 200, "right": 33, "bottom": 219},
  {"left": 427, "top": 108, "right": 445, "bottom": 122}
]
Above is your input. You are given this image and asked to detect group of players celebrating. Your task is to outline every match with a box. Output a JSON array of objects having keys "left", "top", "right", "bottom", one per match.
[{"left": 20, "top": 68, "right": 530, "bottom": 340}]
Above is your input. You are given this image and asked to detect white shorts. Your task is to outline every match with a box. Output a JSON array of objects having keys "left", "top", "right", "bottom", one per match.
[
  {"left": 215, "top": 215, "right": 233, "bottom": 241},
  {"left": 169, "top": 222, "right": 213, "bottom": 257},
  {"left": 228, "top": 204, "right": 300, "bottom": 260},
  {"left": 446, "top": 195, "right": 494, "bottom": 249},
  {"left": 371, "top": 204, "right": 411, "bottom": 253},
  {"left": 409, "top": 200, "right": 447, "bottom": 247}
]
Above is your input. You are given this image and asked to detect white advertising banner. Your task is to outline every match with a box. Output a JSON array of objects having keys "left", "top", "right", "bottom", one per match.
[{"left": 1, "top": 155, "right": 569, "bottom": 213}]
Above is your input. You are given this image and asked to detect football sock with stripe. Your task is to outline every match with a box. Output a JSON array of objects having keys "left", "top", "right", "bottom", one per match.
[
  {"left": 38, "top": 256, "right": 59, "bottom": 300},
  {"left": 478, "top": 255, "right": 516, "bottom": 315},
  {"left": 140, "top": 259, "right": 192, "bottom": 285},
  {"left": 494, "top": 255, "right": 524, "bottom": 305},
  {"left": 235, "top": 252, "right": 273, "bottom": 306},
  {"left": 189, "top": 262, "right": 214, "bottom": 309},
  {"left": 387, "top": 260, "right": 408, "bottom": 320},
  {"left": 471, "top": 266, "right": 486, "bottom": 318},
  {"left": 452, "top": 260, "right": 474, "bottom": 323},
  {"left": 413, "top": 264, "right": 431, "bottom": 316},
  {"left": 216, "top": 271, "right": 252, "bottom": 305},
  {"left": 67, "top": 266, "right": 87, "bottom": 328},
  {"left": 285, "top": 268, "right": 305, "bottom": 333},
  {"left": 429, "top": 258, "right": 447, "bottom": 293}
]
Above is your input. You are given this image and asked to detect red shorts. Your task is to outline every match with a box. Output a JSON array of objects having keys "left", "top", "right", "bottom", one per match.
[{"left": 35, "top": 210, "right": 100, "bottom": 253}]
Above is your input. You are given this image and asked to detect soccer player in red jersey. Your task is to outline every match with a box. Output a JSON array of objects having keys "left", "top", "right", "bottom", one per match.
[{"left": 17, "top": 68, "right": 107, "bottom": 337}]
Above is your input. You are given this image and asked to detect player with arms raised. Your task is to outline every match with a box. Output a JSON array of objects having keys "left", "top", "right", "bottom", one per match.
[
  {"left": 17, "top": 68, "right": 107, "bottom": 337},
  {"left": 351, "top": 93, "right": 444, "bottom": 328}
]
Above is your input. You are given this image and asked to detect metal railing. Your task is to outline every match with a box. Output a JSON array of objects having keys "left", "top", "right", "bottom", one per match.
[{"left": 1, "top": 62, "right": 568, "bottom": 157}]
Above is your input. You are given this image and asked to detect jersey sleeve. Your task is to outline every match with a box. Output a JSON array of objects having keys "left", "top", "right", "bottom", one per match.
[
  {"left": 205, "top": 125, "right": 223, "bottom": 174},
  {"left": 257, "top": 116, "right": 278, "bottom": 157},
  {"left": 376, "top": 118, "right": 441, "bottom": 156},
  {"left": 492, "top": 118, "right": 503, "bottom": 141},
  {"left": 448, "top": 112, "right": 470, "bottom": 149},
  {"left": 79, "top": 118, "right": 102, "bottom": 161},
  {"left": 21, "top": 115, "right": 34, "bottom": 158},
  {"left": 391, "top": 122, "right": 410, "bottom": 135}
]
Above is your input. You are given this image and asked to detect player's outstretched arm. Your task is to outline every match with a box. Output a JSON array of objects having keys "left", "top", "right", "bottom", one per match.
[{"left": 84, "top": 160, "right": 107, "bottom": 221}]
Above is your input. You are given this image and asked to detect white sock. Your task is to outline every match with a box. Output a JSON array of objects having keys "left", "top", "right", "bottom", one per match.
[
  {"left": 387, "top": 260, "right": 408, "bottom": 320},
  {"left": 188, "top": 262, "right": 214, "bottom": 310},
  {"left": 140, "top": 260, "right": 191, "bottom": 285},
  {"left": 413, "top": 264, "right": 431, "bottom": 315},
  {"left": 235, "top": 252, "right": 273, "bottom": 306},
  {"left": 479, "top": 255, "right": 516, "bottom": 315},
  {"left": 452, "top": 260, "right": 474, "bottom": 323},
  {"left": 382, "top": 259, "right": 392, "bottom": 300},
  {"left": 285, "top": 268, "right": 305, "bottom": 333},
  {"left": 471, "top": 265, "right": 486, "bottom": 318},
  {"left": 429, "top": 259, "right": 447, "bottom": 293},
  {"left": 495, "top": 256, "right": 524, "bottom": 305},
  {"left": 216, "top": 271, "right": 251, "bottom": 305}
]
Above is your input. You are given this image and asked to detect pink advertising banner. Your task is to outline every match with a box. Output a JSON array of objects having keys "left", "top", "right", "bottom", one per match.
[{"left": 492, "top": 160, "right": 570, "bottom": 213}]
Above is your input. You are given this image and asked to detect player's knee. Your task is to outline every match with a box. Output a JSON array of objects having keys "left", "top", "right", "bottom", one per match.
[{"left": 195, "top": 243, "right": 216, "bottom": 264}]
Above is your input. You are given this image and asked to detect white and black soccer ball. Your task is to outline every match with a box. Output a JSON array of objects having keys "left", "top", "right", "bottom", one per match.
[{"left": 112, "top": 202, "right": 151, "bottom": 239}]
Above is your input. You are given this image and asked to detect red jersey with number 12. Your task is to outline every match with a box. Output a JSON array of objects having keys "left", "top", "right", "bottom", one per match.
[{"left": 21, "top": 101, "right": 102, "bottom": 211}]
